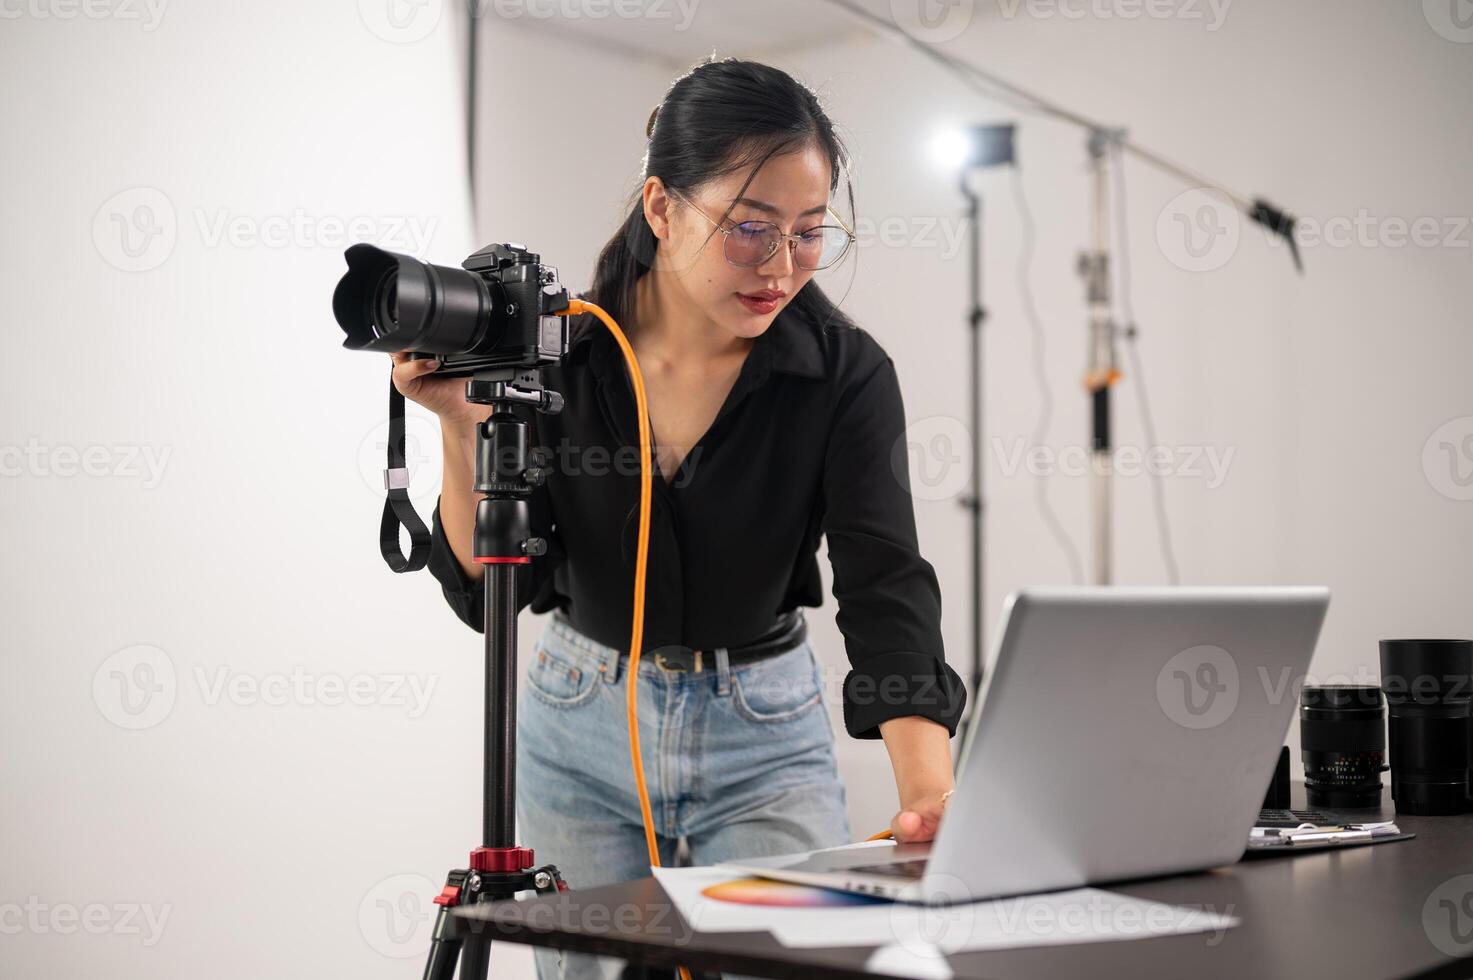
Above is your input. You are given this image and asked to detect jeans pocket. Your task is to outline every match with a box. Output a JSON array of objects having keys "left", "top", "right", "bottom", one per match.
[
  {"left": 525, "top": 641, "right": 601, "bottom": 708},
  {"left": 731, "top": 645, "right": 822, "bottom": 723}
]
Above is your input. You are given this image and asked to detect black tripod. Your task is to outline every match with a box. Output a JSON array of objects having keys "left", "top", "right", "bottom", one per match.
[{"left": 422, "top": 368, "right": 569, "bottom": 980}]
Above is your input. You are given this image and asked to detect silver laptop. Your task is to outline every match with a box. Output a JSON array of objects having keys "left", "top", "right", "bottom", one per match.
[{"left": 720, "top": 586, "right": 1331, "bottom": 905}]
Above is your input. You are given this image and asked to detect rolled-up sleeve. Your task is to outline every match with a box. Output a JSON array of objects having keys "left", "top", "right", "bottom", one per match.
[{"left": 821, "top": 356, "right": 967, "bottom": 740}]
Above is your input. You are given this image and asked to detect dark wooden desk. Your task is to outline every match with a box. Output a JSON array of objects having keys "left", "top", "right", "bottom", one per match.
[{"left": 455, "top": 786, "right": 1473, "bottom": 979}]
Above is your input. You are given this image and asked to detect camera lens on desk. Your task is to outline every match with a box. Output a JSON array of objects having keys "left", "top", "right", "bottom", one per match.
[
  {"left": 1300, "top": 685, "right": 1388, "bottom": 809},
  {"left": 1379, "top": 639, "right": 1473, "bottom": 816}
]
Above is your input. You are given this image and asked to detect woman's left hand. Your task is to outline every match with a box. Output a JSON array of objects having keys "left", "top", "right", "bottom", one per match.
[{"left": 889, "top": 788, "right": 953, "bottom": 843}]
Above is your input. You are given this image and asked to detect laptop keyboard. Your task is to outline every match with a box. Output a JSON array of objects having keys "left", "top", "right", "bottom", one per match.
[{"left": 848, "top": 859, "right": 929, "bottom": 879}]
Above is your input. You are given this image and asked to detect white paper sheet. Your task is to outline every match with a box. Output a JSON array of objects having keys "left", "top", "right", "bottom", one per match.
[
  {"left": 648, "top": 864, "right": 1238, "bottom": 955},
  {"left": 865, "top": 943, "right": 955, "bottom": 979}
]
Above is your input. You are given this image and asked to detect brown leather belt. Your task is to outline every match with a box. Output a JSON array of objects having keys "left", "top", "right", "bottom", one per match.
[{"left": 645, "top": 610, "right": 808, "bottom": 672}]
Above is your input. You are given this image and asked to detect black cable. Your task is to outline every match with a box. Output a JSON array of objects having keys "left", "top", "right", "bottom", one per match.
[
  {"left": 1010, "top": 166, "right": 1085, "bottom": 585},
  {"left": 1109, "top": 141, "right": 1181, "bottom": 585}
]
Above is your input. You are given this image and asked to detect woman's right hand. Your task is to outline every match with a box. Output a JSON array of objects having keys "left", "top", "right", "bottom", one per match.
[{"left": 390, "top": 352, "right": 487, "bottom": 429}]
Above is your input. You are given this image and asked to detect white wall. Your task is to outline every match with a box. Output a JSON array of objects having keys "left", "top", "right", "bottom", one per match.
[{"left": 0, "top": 3, "right": 491, "bottom": 977}]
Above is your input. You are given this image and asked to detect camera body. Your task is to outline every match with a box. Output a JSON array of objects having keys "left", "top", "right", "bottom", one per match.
[{"left": 333, "top": 241, "right": 571, "bottom": 377}]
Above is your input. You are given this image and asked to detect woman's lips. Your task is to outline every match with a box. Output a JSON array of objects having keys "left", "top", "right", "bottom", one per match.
[{"left": 736, "top": 292, "right": 779, "bottom": 315}]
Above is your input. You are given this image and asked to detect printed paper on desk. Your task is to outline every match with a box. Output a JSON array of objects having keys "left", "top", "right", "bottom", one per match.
[{"left": 649, "top": 864, "right": 891, "bottom": 935}]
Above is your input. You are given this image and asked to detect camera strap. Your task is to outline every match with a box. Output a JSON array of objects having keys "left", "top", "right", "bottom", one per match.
[{"left": 379, "top": 373, "right": 431, "bottom": 573}]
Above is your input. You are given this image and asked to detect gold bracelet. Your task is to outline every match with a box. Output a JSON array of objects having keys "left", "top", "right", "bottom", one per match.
[{"left": 940, "top": 789, "right": 954, "bottom": 808}]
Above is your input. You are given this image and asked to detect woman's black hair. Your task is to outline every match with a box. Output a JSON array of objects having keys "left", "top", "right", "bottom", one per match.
[{"left": 578, "top": 57, "right": 858, "bottom": 344}]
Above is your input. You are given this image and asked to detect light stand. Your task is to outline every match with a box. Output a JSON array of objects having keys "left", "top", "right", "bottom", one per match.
[
  {"left": 825, "top": 0, "right": 1304, "bottom": 590},
  {"left": 1080, "top": 128, "right": 1123, "bottom": 584},
  {"left": 422, "top": 369, "right": 570, "bottom": 980},
  {"left": 946, "top": 124, "right": 1016, "bottom": 748}
]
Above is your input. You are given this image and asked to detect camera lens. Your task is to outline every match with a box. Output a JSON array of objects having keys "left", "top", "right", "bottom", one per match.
[
  {"left": 333, "top": 244, "right": 494, "bottom": 355},
  {"left": 372, "top": 272, "right": 398, "bottom": 339},
  {"left": 1379, "top": 638, "right": 1472, "bottom": 816},
  {"left": 1299, "top": 685, "right": 1387, "bottom": 809}
]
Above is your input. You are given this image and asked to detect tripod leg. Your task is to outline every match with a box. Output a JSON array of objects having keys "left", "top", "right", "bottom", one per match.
[
  {"left": 458, "top": 934, "right": 492, "bottom": 980},
  {"left": 422, "top": 900, "right": 462, "bottom": 980}
]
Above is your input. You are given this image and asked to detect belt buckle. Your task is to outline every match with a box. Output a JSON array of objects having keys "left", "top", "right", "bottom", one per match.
[{"left": 654, "top": 650, "right": 705, "bottom": 673}]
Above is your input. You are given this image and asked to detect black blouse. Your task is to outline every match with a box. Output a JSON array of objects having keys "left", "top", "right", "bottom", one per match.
[{"left": 426, "top": 303, "right": 966, "bottom": 740}]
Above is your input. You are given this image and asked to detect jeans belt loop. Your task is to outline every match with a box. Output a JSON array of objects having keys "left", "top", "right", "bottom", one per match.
[{"left": 714, "top": 648, "right": 732, "bottom": 696}]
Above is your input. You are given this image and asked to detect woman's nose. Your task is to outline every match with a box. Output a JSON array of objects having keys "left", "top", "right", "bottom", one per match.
[{"left": 756, "top": 237, "right": 795, "bottom": 277}]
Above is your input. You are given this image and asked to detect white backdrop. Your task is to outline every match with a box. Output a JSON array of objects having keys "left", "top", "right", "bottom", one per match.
[{"left": 3, "top": 2, "right": 1471, "bottom": 978}]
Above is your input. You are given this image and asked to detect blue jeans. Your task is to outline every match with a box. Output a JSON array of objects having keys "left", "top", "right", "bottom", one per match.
[{"left": 515, "top": 612, "right": 853, "bottom": 980}]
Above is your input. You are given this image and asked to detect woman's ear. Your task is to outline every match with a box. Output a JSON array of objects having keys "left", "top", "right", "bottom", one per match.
[{"left": 641, "top": 176, "right": 672, "bottom": 241}]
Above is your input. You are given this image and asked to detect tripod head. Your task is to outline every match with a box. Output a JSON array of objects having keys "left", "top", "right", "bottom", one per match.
[{"left": 465, "top": 366, "right": 563, "bottom": 565}]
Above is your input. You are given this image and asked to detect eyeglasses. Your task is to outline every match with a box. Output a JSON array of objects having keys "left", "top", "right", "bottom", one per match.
[{"left": 668, "top": 188, "right": 857, "bottom": 271}]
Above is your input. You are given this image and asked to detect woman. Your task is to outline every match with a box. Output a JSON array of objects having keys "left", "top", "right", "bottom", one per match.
[{"left": 395, "top": 58, "right": 967, "bottom": 979}]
